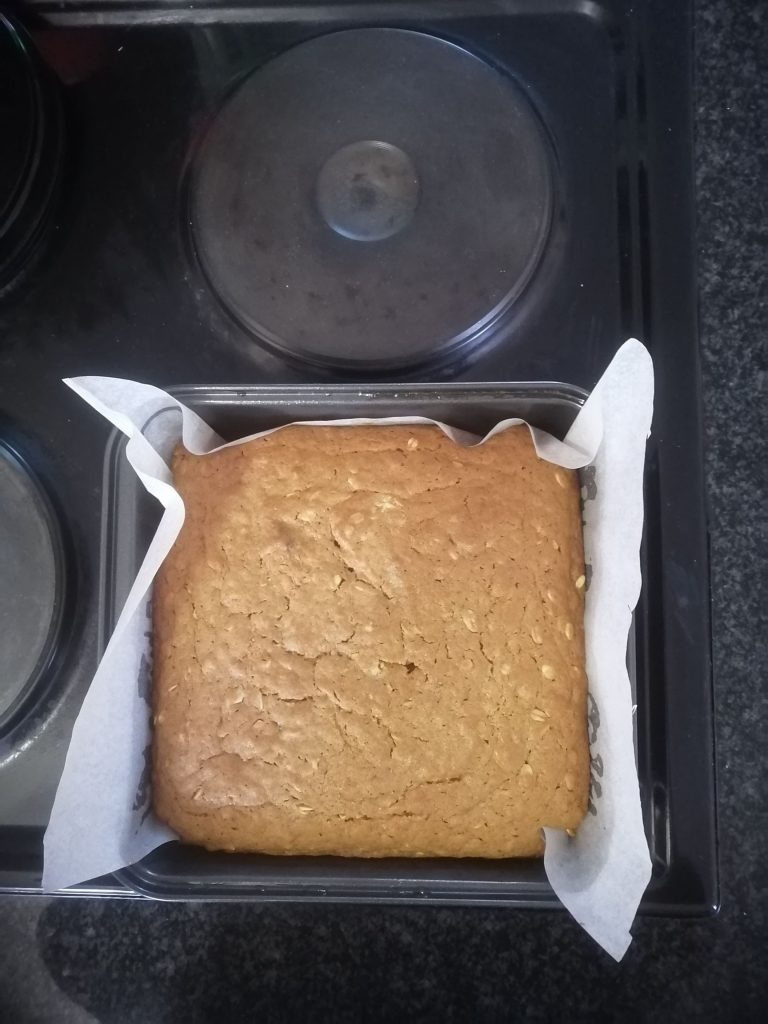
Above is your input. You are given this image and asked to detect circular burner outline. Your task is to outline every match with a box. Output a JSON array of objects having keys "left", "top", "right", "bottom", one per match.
[
  {"left": 0, "top": 439, "right": 68, "bottom": 756},
  {"left": 0, "top": 12, "right": 65, "bottom": 297},
  {"left": 186, "top": 27, "right": 557, "bottom": 374}
]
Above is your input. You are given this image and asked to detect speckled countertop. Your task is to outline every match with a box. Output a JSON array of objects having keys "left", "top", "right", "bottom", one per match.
[{"left": 2, "top": 1, "right": 767, "bottom": 1020}]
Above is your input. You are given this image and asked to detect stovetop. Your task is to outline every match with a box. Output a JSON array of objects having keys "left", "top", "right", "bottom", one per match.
[{"left": 0, "top": 0, "right": 715, "bottom": 912}]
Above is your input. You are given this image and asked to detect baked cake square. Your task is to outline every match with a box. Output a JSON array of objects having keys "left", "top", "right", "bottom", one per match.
[{"left": 152, "top": 424, "right": 588, "bottom": 857}]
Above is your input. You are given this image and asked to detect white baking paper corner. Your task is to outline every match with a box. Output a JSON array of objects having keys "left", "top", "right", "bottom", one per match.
[{"left": 43, "top": 339, "right": 653, "bottom": 960}]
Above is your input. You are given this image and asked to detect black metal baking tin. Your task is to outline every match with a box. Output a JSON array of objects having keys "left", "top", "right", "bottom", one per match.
[{"left": 94, "top": 383, "right": 712, "bottom": 914}]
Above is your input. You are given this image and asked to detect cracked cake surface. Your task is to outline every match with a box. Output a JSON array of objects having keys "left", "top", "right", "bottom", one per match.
[{"left": 152, "top": 424, "right": 588, "bottom": 857}]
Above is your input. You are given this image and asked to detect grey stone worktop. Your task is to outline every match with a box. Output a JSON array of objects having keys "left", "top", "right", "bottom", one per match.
[{"left": 2, "top": 0, "right": 766, "bottom": 1020}]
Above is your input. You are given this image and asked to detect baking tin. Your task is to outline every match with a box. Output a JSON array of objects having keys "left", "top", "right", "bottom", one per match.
[{"left": 101, "top": 382, "right": 658, "bottom": 909}]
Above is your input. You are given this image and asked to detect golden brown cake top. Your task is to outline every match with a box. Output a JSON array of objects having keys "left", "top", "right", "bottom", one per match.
[{"left": 152, "top": 424, "right": 588, "bottom": 857}]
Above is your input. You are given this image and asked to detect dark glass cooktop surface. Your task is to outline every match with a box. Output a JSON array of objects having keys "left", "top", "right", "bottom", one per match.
[{"left": 0, "top": 1, "right": 715, "bottom": 915}]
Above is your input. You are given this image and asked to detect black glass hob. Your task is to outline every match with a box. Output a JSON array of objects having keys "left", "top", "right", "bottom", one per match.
[{"left": 0, "top": 0, "right": 715, "bottom": 913}]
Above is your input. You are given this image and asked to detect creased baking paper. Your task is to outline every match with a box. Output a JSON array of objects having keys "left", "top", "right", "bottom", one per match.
[{"left": 43, "top": 339, "right": 653, "bottom": 960}]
